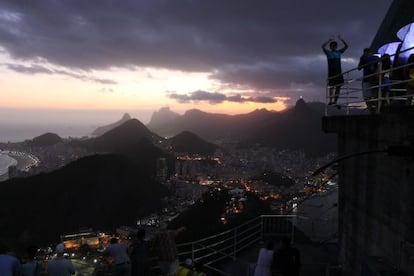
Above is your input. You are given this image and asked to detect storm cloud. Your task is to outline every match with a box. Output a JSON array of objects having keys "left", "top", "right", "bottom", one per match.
[
  {"left": 168, "top": 90, "right": 277, "bottom": 104},
  {"left": 0, "top": 0, "right": 391, "bottom": 103},
  {"left": 4, "top": 63, "right": 117, "bottom": 84}
]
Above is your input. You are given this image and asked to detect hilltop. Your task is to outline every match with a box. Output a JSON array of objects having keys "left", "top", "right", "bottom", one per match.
[
  {"left": 29, "top": 132, "right": 63, "bottom": 147},
  {"left": 0, "top": 154, "right": 169, "bottom": 246},
  {"left": 91, "top": 113, "right": 131, "bottom": 136},
  {"left": 78, "top": 119, "right": 161, "bottom": 151},
  {"left": 169, "top": 131, "right": 219, "bottom": 155},
  {"left": 147, "top": 107, "right": 181, "bottom": 131}
]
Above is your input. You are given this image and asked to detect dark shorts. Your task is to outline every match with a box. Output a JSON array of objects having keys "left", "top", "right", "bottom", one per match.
[{"left": 328, "top": 74, "right": 344, "bottom": 86}]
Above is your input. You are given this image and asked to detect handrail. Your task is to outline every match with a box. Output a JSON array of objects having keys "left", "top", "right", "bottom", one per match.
[
  {"left": 149, "top": 215, "right": 296, "bottom": 275},
  {"left": 325, "top": 45, "right": 414, "bottom": 116}
]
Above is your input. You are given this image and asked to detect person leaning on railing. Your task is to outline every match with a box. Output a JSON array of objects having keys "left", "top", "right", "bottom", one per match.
[
  {"left": 380, "top": 54, "right": 392, "bottom": 107},
  {"left": 358, "top": 47, "right": 379, "bottom": 113}
]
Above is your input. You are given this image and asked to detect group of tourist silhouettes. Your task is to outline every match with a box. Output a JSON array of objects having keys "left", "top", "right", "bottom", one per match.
[
  {"left": 253, "top": 237, "right": 300, "bottom": 276},
  {"left": 0, "top": 225, "right": 208, "bottom": 276},
  {"left": 322, "top": 35, "right": 414, "bottom": 112}
]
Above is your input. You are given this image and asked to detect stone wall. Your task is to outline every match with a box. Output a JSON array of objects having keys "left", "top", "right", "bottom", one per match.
[{"left": 323, "top": 109, "right": 414, "bottom": 275}]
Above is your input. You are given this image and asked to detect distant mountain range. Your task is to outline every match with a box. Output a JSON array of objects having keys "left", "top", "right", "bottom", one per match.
[
  {"left": 85, "top": 100, "right": 337, "bottom": 157},
  {"left": 146, "top": 99, "right": 337, "bottom": 156}
]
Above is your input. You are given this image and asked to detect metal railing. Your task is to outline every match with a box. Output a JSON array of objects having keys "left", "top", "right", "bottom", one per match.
[
  {"left": 325, "top": 45, "right": 414, "bottom": 116},
  {"left": 175, "top": 215, "right": 296, "bottom": 275}
]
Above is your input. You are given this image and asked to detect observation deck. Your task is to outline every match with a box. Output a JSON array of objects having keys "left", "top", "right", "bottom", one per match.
[
  {"left": 64, "top": 215, "right": 341, "bottom": 275},
  {"left": 324, "top": 46, "right": 414, "bottom": 117}
]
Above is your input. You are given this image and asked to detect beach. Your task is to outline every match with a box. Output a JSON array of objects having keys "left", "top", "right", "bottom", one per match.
[
  {"left": 0, "top": 151, "right": 39, "bottom": 181},
  {"left": 0, "top": 153, "right": 17, "bottom": 176}
]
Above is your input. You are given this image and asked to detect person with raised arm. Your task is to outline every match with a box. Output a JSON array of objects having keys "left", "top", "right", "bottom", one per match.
[{"left": 322, "top": 35, "right": 349, "bottom": 107}]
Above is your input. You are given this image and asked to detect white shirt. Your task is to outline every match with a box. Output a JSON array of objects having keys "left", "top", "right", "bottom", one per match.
[{"left": 254, "top": 248, "right": 274, "bottom": 276}]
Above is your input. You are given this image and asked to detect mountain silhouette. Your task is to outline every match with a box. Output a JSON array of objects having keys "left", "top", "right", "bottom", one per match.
[
  {"left": 72, "top": 119, "right": 174, "bottom": 175},
  {"left": 147, "top": 108, "right": 262, "bottom": 140},
  {"left": 240, "top": 99, "right": 336, "bottom": 156},
  {"left": 81, "top": 119, "right": 162, "bottom": 153},
  {"left": 91, "top": 113, "right": 132, "bottom": 136},
  {"left": 0, "top": 154, "right": 169, "bottom": 245},
  {"left": 29, "top": 132, "right": 63, "bottom": 147},
  {"left": 169, "top": 131, "right": 219, "bottom": 155},
  {"left": 147, "top": 107, "right": 181, "bottom": 131},
  {"left": 147, "top": 100, "right": 337, "bottom": 156}
]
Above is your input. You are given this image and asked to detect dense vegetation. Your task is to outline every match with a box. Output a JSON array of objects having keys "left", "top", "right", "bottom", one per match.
[
  {"left": 169, "top": 189, "right": 272, "bottom": 242},
  {"left": 0, "top": 154, "right": 169, "bottom": 247}
]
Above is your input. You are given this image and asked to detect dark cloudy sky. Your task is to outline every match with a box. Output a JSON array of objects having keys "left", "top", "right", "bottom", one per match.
[{"left": 0, "top": 0, "right": 392, "bottom": 121}]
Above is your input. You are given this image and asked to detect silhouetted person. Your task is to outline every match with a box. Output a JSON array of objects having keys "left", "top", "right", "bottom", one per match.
[
  {"left": 0, "top": 242, "right": 21, "bottom": 276},
  {"left": 103, "top": 237, "right": 131, "bottom": 276},
  {"left": 390, "top": 43, "right": 406, "bottom": 100},
  {"left": 129, "top": 229, "right": 149, "bottom": 276},
  {"left": 21, "top": 245, "right": 42, "bottom": 276},
  {"left": 358, "top": 47, "right": 380, "bottom": 113},
  {"left": 380, "top": 54, "right": 392, "bottom": 107},
  {"left": 322, "top": 35, "right": 349, "bottom": 106},
  {"left": 47, "top": 244, "right": 75, "bottom": 276},
  {"left": 254, "top": 240, "right": 274, "bottom": 276},
  {"left": 273, "top": 237, "right": 300, "bottom": 276},
  {"left": 152, "top": 223, "right": 186, "bottom": 276}
]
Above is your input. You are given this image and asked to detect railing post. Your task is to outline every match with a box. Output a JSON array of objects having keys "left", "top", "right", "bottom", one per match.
[
  {"left": 377, "top": 60, "right": 383, "bottom": 113},
  {"left": 233, "top": 227, "right": 237, "bottom": 259},
  {"left": 260, "top": 216, "right": 264, "bottom": 242},
  {"left": 325, "top": 82, "right": 329, "bottom": 116},
  {"left": 344, "top": 72, "right": 350, "bottom": 115},
  {"left": 192, "top": 242, "right": 195, "bottom": 261}
]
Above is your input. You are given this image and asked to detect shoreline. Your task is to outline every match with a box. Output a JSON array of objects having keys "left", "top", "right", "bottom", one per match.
[{"left": 0, "top": 151, "right": 39, "bottom": 181}]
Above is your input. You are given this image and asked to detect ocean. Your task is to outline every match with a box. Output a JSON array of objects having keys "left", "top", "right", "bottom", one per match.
[
  {"left": 0, "top": 123, "right": 96, "bottom": 178},
  {"left": 0, "top": 123, "right": 96, "bottom": 143},
  {"left": 0, "top": 108, "right": 154, "bottom": 143},
  {"left": 0, "top": 153, "right": 17, "bottom": 176}
]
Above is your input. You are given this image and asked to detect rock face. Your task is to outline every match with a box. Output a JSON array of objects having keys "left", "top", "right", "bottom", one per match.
[
  {"left": 147, "top": 107, "right": 181, "bottom": 131},
  {"left": 91, "top": 113, "right": 132, "bottom": 136}
]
